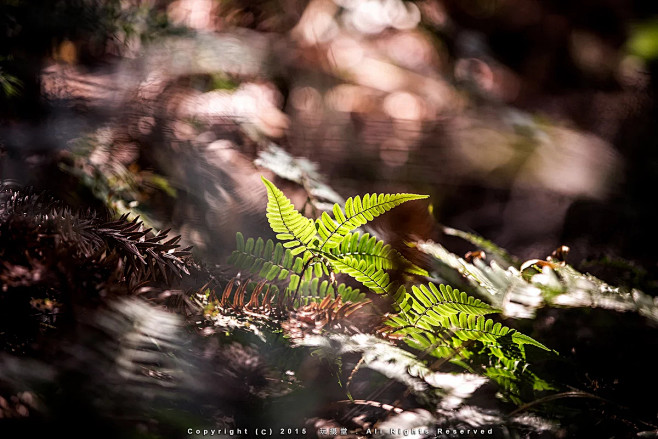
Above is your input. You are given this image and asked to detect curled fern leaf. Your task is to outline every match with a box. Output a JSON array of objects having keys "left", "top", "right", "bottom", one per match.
[
  {"left": 317, "top": 193, "right": 428, "bottom": 251},
  {"left": 262, "top": 177, "right": 318, "bottom": 255}
]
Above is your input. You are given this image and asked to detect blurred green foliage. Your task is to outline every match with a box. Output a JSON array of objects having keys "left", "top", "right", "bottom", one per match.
[{"left": 628, "top": 18, "right": 658, "bottom": 60}]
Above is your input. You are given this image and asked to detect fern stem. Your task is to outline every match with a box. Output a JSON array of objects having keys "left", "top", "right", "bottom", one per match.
[
  {"left": 346, "top": 356, "right": 365, "bottom": 400},
  {"left": 289, "top": 255, "right": 321, "bottom": 306},
  {"left": 507, "top": 391, "right": 608, "bottom": 417}
]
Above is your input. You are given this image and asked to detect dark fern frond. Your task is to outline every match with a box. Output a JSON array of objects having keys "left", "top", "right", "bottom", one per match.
[
  {"left": 1, "top": 186, "right": 192, "bottom": 286},
  {"left": 96, "top": 214, "right": 192, "bottom": 284},
  {"left": 227, "top": 232, "right": 318, "bottom": 283}
]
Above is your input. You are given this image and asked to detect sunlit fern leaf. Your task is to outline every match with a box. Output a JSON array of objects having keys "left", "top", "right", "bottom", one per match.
[
  {"left": 262, "top": 176, "right": 318, "bottom": 255},
  {"left": 329, "top": 256, "right": 393, "bottom": 295},
  {"left": 415, "top": 240, "right": 545, "bottom": 319},
  {"left": 225, "top": 237, "right": 364, "bottom": 307},
  {"left": 317, "top": 193, "right": 429, "bottom": 251},
  {"left": 330, "top": 232, "right": 428, "bottom": 276},
  {"left": 387, "top": 284, "right": 550, "bottom": 364},
  {"left": 396, "top": 283, "right": 499, "bottom": 318}
]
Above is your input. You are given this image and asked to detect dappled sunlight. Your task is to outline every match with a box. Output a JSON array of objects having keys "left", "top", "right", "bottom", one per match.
[{"left": 2, "top": 1, "right": 658, "bottom": 437}]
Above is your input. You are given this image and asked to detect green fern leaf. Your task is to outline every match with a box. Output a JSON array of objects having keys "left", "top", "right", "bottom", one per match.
[
  {"left": 388, "top": 282, "right": 551, "bottom": 366},
  {"left": 262, "top": 176, "right": 318, "bottom": 255},
  {"left": 335, "top": 283, "right": 366, "bottom": 303},
  {"left": 330, "top": 256, "right": 393, "bottom": 294},
  {"left": 317, "top": 193, "right": 428, "bottom": 250},
  {"left": 329, "top": 232, "right": 427, "bottom": 275},
  {"left": 402, "top": 283, "right": 499, "bottom": 317},
  {"left": 291, "top": 278, "right": 365, "bottom": 305},
  {"left": 438, "top": 313, "right": 550, "bottom": 353},
  {"left": 228, "top": 232, "right": 311, "bottom": 282}
]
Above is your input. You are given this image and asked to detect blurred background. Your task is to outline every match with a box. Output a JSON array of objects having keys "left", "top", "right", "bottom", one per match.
[{"left": 2, "top": 0, "right": 658, "bottom": 292}]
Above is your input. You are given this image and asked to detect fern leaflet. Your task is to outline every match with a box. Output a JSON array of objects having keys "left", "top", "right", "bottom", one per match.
[
  {"left": 330, "top": 232, "right": 428, "bottom": 276},
  {"left": 317, "top": 193, "right": 428, "bottom": 251},
  {"left": 396, "top": 283, "right": 499, "bottom": 318},
  {"left": 228, "top": 232, "right": 315, "bottom": 282},
  {"left": 330, "top": 256, "right": 393, "bottom": 295},
  {"left": 262, "top": 176, "right": 318, "bottom": 255}
]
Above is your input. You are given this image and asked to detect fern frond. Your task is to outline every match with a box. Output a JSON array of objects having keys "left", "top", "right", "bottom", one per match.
[
  {"left": 388, "top": 281, "right": 550, "bottom": 364},
  {"left": 292, "top": 277, "right": 365, "bottom": 305},
  {"left": 226, "top": 233, "right": 367, "bottom": 309},
  {"left": 439, "top": 313, "right": 550, "bottom": 354},
  {"left": 262, "top": 177, "right": 318, "bottom": 255},
  {"left": 485, "top": 362, "right": 556, "bottom": 405},
  {"left": 228, "top": 232, "right": 317, "bottom": 282},
  {"left": 317, "top": 193, "right": 428, "bottom": 251},
  {"left": 396, "top": 283, "right": 499, "bottom": 318},
  {"left": 328, "top": 232, "right": 426, "bottom": 276},
  {"left": 330, "top": 256, "right": 393, "bottom": 295}
]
